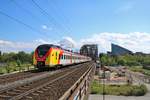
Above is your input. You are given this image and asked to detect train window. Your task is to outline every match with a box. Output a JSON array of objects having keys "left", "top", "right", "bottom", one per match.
[
  {"left": 59, "top": 54, "right": 61, "bottom": 59},
  {"left": 61, "top": 55, "right": 63, "bottom": 59},
  {"left": 62, "top": 55, "right": 64, "bottom": 59},
  {"left": 56, "top": 52, "right": 57, "bottom": 60},
  {"left": 37, "top": 45, "right": 50, "bottom": 57},
  {"left": 56, "top": 52, "right": 57, "bottom": 56}
]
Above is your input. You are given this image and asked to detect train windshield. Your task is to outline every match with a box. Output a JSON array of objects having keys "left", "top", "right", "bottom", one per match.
[{"left": 37, "top": 45, "right": 51, "bottom": 57}]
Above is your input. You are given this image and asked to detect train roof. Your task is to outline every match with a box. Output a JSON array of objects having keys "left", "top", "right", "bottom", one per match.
[
  {"left": 37, "top": 44, "right": 90, "bottom": 57},
  {"left": 37, "top": 44, "right": 62, "bottom": 49}
]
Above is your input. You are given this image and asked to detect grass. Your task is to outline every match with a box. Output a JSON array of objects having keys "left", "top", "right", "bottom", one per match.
[
  {"left": 128, "top": 66, "right": 150, "bottom": 76},
  {"left": 91, "top": 80, "right": 148, "bottom": 96},
  {"left": 0, "top": 64, "right": 34, "bottom": 74}
]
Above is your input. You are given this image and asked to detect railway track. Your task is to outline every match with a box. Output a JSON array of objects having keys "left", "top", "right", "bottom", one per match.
[
  {"left": 0, "top": 62, "right": 93, "bottom": 100},
  {"left": 0, "top": 70, "right": 46, "bottom": 85}
]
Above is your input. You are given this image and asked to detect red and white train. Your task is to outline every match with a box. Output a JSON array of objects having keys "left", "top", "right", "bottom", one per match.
[{"left": 33, "top": 44, "right": 91, "bottom": 69}]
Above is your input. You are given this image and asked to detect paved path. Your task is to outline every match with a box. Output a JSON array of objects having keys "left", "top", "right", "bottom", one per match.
[{"left": 89, "top": 94, "right": 150, "bottom": 100}]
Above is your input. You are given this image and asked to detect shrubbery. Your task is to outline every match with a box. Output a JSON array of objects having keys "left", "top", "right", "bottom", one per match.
[
  {"left": 91, "top": 81, "right": 148, "bottom": 96},
  {"left": 99, "top": 54, "right": 150, "bottom": 67},
  {"left": 0, "top": 51, "right": 33, "bottom": 64},
  {"left": 0, "top": 51, "right": 34, "bottom": 74},
  {"left": 129, "top": 66, "right": 150, "bottom": 76}
]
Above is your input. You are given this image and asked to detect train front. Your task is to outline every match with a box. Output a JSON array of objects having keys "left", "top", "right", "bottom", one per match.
[{"left": 33, "top": 44, "right": 52, "bottom": 69}]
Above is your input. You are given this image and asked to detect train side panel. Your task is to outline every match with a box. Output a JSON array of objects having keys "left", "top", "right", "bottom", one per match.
[{"left": 46, "top": 48, "right": 62, "bottom": 66}]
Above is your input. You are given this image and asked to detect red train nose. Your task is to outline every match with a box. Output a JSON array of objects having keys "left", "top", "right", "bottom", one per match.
[{"left": 37, "top": 57, "right": 46, "bottom": 61}]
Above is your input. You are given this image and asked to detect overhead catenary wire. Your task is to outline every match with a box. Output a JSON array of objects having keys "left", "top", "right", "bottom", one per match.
[
  {"left": 1, "top": 0, "right": 74, "bottom": 47},
  {"left": 10, "top": 0, "right": 52, "bottom": 38},
  {"left": 31, "top": 0, "right": 65, "bottom": 36},
  {"left": 10, "top": 0, "right": 44, "bottom": 24},
  {"left": 47, "top": 0, "right": 73, "bottom": 36},
  {"left": 9, "top": 0, "right": 65, "bottom": 39},
  {"left": 0, "top": 9, "right": 48, "bottom": 38},
  {"left": 31, "top": 0, "right": 71, "bottom": 36}
]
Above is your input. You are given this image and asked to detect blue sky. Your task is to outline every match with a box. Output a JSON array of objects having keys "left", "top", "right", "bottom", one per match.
[{"left": 0, "top": 0, "right": 150, "bottom": 53}]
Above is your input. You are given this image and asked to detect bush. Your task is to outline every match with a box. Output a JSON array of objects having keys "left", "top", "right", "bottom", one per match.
[
  {"left": 91, "top": 81, "right": 147, "bottom": 96},
  {"left": 131, "top": 85, "right": 147, "bottom": 96},
  {"left": 91, "top": 81, "right": 103, "bottom": 94}
]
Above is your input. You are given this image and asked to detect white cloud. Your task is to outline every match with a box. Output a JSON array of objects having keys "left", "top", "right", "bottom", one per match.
[
  {"left": 0, "top": 40, "right": 39, "bottom": 52},
  {"left": 58, "top": 37, "right": 76, "bottom": 49},
  {"left": 0, "top": 32, "right": 150, "bottom": 53},
  {"left": 79, "top": 32, "right": 150, "bottom": 53},
  {"left": 0, "top": 39, "right": 52, "bottom": 52},
  {"left": 41, "top": 25, "right": 52, "bottom": 31},
  {"left": 35, "top": 39, "right": 50, "bottom": 44}
]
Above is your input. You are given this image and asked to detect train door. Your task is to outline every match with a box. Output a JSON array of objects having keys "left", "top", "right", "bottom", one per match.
[
  {"left": 50, "top": 49, "right": 57, "bottom": 65},
  {"left": 50, "top": 49, "right": 55, "bottom": 66},
  {"left": 55, "top": 51, "right": 60, "bottom": 64}
]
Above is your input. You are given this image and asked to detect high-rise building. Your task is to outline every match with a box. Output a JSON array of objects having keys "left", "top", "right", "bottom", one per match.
[
  {"left": 80, "top": 44, "right": 98, "bottom": 61},
  {"left": 110, "top": 43, "right": 133, "bottom": 56}
]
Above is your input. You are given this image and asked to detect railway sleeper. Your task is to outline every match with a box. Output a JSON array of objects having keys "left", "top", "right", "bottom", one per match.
[
  {"left": 32, "top": 93, "right": 39, "bottom": 96},
  {"left": 19, "top": 87, "right": 30, "bottom": 90},
  {"left": 6, "top": 91, "right": 21, "bottom": 95},
  {"left": 36, "top": 90, "right": 44, "bottom": 94},
  {"left": 22, "top": 85, "right": 30, "bottom": 88},
  {"left": 41, "top": 88, "right": 49, "bottom": 91},
  {"left": 0, "top": 94, "right": 12, "bottom": 98},
  {"left": 28, "top": 94, "right": 41, "bottom": 100},
  {"left": 25, "top": 96, "right": 33, "bottom": 100},
  {"left": 13, "top": 89, "right": 24, "bottom": 92}
]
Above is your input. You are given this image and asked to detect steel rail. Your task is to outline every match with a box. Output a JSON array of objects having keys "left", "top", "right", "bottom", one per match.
[{"left": 10, "top": 64, "right": 87, "bottom": 100}]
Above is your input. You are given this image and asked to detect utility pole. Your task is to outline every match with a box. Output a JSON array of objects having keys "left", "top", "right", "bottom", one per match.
[
  {"left": 100, "top": 53, "right": 105, "bottom": 100},
  {"left": 102, "top": 64, "right": 105, "bottom": 100}
]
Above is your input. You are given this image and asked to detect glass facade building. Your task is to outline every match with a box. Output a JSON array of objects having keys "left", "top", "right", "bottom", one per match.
[{"left": 111, "top": 43, "right": 133, "bottom": 56}]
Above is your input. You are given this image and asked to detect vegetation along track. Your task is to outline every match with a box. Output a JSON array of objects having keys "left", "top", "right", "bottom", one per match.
[
  {"left": 0, "top": 70, "right": 46, "bottom": 85},
  {"left": 0, "top": 62, "right": 93, "bottom": 100}
]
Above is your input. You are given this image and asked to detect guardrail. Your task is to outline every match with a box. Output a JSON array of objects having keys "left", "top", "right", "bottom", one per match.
[{"left": 59, "top": 63, "right": 96, "bottom": 100}]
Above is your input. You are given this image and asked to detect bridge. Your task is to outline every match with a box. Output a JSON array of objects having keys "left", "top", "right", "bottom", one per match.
[{"left": 0, "top": 62, "right": 96, "bottom": 100}]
